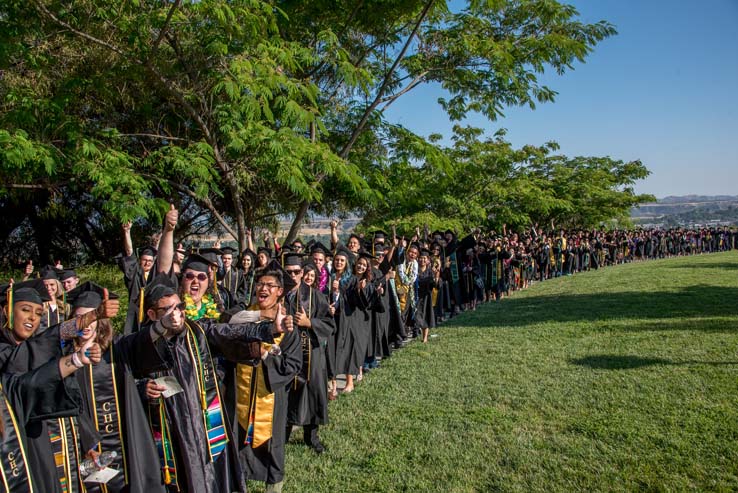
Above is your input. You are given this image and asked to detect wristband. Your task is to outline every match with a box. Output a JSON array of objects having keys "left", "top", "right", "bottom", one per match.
[{"left": 71, "top": 352, "right": 84, "bottom": 369}]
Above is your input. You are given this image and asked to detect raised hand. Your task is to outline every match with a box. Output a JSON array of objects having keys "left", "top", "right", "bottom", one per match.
[
  {"left": 122, "top": 221, "right": 132, "bottom": 233},
  {"left": 23, "top": 260, "right": 33, "bottom": 277},
  {"left": 96, "top": 288, "right": 119, "bottom": 320},
  {"left": 164, "top": 203, "right": 178, "bottom": 232}
]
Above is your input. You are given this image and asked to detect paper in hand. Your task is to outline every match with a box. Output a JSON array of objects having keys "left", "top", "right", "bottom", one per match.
[
  {"left": 154, "top": 376, "right": 184, "bottom": 398},
  {"left": 84, "top": 467, "right": 120, "bottom": 484}
]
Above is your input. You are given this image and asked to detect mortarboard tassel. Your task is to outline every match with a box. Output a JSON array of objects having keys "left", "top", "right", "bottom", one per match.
[
  {"left": 7, "top": 288, "right": 13, "bottom": 329},
  {"left": 138, "top": 287, "right": 144, "bottom": 323}
]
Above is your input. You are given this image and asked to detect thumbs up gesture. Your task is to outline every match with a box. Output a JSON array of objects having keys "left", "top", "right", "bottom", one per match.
[
  {"left": 164, "top": 203, "right": 178, "bottom": 232},
  {"left": 95, "top": 288, "right": 119, "bottom": 320}
]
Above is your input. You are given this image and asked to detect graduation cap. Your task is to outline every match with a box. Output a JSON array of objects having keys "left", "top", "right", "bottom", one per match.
[
  {"left": 282, "top": 252, "right": 304, "bottom": 268},
  {"left": 310, "top": 242, "right": 329, "bottom": 256},
  {"left": 431, "top": 230, "right": 444, "bottom": 239},
  {"left": 39, "top": 265, "right": 62, "bottom": 280},
  {"left": 373, "top": 230, "right": 388, "bottom": 241},
  {"left": 0, "top": 280, "right": 52, "bottom": 329},
  {"left": 240, "top": 247, "right": 257, "bottom": 263},
  {"left": 66, "top": 281, "right": 119, "bottom": 311},
  {"left": 456, "top": 234, "right": 477, "bottom": 253},
  {"left": 59, "top": 269, "right": 78, "bottom": 281},
  {"left": 419, "top": 248, "right": 431, "bottom": 257},
  {"left": 143, "top": 273, "right": 179, "bottom": 311},
  {"left": 258, "top": 260, "right": 296, "bottom": 292},
  {"left": 444, "top": 229, "right": 456, "bottom": 238},
  {"left": 138, "top": 245, "right": 158, "bottom": 258},
  {"left": 333, "top": 245, "right": 354, "bottom": 261},
  {"left": 198, "top": 248, "right": 222, "bottom": 265},
  {"left": 256, "top": 246, "right": 272, "bottom": 258},
  {"left": 220, "top": 246, "right": 237, "bottom": 256},
  {"left": 182, "top": 253, "right": 215, "bottom": 273},
  {"left": 280, "top": 244, "right": 294, "bottom": 254}
]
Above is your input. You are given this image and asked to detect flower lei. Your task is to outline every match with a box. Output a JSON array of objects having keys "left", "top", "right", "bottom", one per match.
[{"left": 184, "top": 293, "right": 220, "bottom": 321}]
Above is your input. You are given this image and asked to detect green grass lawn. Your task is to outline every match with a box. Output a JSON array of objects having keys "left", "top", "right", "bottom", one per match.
[{"left": 278, "top": 252, "right": 738, "bottom": 493}]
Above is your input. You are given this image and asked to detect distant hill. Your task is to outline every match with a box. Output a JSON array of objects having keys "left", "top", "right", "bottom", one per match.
[{"left": 632, "top": 195, "right": 738, "bottom": 227}]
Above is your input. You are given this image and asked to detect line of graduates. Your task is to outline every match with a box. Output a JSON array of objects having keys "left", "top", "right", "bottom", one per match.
[{"left": 3, "top": 209, "right": 736, "bottom": 493}]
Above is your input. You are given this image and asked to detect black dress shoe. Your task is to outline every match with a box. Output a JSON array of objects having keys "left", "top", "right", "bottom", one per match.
[{"left": 311, "top": 440, "right": 325, "bottom": 454}]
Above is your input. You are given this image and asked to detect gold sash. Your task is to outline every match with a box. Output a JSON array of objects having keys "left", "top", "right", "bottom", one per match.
[{"left": 235, "top": 333, "right": 284, "bottom": 448}]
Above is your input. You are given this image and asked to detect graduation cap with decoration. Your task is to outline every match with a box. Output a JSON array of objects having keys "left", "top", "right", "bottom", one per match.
[{"left": 0, "top": 279, "right": 52, "bottom": 329}]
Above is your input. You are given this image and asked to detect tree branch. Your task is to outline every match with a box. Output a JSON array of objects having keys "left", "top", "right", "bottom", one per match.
[
  {"left": 33, "top": 1, "right": 127, "bottom": 57},
  {"left": 151, "top": 0, "right": 181, "bottom": 57},
  {"left": 338, "top": 0, "right": 435, "bottom": 159},
  {"left": 142, "top": 173, "right": 238, "bottom": 240}
]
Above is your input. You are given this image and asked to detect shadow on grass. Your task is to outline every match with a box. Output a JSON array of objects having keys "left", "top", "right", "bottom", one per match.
[
  {"left": 462, "top": 284, "right": 738, "bottom": 329},
  {"left": 570, "top": 354, "right": 738, "bottom": 370},
  {"left": 664, "top": 261, "right": 738, "bottom": 271}
]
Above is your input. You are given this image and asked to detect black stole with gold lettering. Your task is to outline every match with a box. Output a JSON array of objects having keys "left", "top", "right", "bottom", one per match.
[{"left": 0, "top": 391, "right": 33, "bottom": 493}]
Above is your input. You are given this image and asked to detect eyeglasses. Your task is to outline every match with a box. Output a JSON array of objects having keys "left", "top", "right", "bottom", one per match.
[
  {"left": 285, "top": 269, "right": 303, "bottom": 276},
  {"left": 155, "top": 302, "right": 186, "bottom": 314},
  {"left": 184, "top": 272, "right": 208, "bottom": 281},
  {"left": 255, "top": 282, "right": 281, "bottom": 290}
]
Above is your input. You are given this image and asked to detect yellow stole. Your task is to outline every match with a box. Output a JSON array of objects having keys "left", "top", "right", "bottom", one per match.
[{"left": 235, "top": 308, "right": 284, "bottom": 448}]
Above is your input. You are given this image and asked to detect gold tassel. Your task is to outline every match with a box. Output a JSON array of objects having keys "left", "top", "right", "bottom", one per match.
[
  {"left": 7, "top": 288, "right": 13, "bottom": 329},
  {"left": 138, "top": 287, "right": 144, "bottom": 323}
]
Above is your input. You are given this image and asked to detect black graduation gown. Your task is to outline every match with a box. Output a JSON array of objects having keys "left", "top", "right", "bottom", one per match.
[
  {"left": 369, "top": 268, "right": 391, "bottom": 359},
  {"left": 415, "top": 268, "right": 438, "bottom": 330},
  {"left": 235, "top": 323, "right": 302, "bottom": 485},
  {"left": 0, "top": 324, "right": 101, "bottom": 493},
  {"left": 218, "top": 267, "right": 249, "bottom": 307},
  {"left": 118, "top": 255, "right": 157, "bottom": 335},
  {"left": 143, "top": 318, "right": 275, "bottom": 493},
  {"left": 1, "top": 359, "right": 81, "bottom": 493},
  {"left": 286, "top": 284, "right": 335, "bottom": 426},
  {"left": 77, "top": 331, "right": 169, "bottom": 493},
  {"left": 335, "top": 276, "right": 376, "bottom": 376}
]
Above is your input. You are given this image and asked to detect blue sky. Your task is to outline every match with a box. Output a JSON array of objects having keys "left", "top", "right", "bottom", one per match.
[{"left": 383, "top": 0, "right": 738, "bottom": 199}]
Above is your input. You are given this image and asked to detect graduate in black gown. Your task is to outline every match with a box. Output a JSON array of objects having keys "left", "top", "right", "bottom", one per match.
[
  {"left": 415, "top": 248, "right": 440, "bottom": 343},
  {"left": 232, "top": 267, "right": 301, "bottom": 493},
  {"left": 68, "top": 282, "right": 167, "bottom": 493},
  {"left": 0, "top": 280, "right": 119, "bottom": 493},
  {"left": 283, "top": 254, "right": 335, "bottom": 455},
  {"left": 218, "top": 246, "right": 248, "bottom": 306},
  {"left": 140, "top": 277, "right": 281, "bottom": 493},
  {"left": 335, "top": 252, "right": 378, "bottom": 389},
  {"left": 118, "top": 205, "right": 179, "bottom": 334},
  {"left": 1, "top": 336, "right": 104, "bottom": 493}
]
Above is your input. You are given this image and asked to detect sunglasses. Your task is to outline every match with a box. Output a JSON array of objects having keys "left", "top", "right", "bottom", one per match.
[
  {"left": 285, "top": 269, "right": 303, "bottom": 276},
  {"left": 184, "top": 272, "right": 208, "bottom": 281},
  {"left": 155, "top": 301, "right": 186, "bottom": 314}
]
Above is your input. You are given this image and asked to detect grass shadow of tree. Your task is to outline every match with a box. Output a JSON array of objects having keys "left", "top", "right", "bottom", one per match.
[
  {"left": 456, "top": 284, "right": 738, "bottom": 330},
  {"left": 664, "top": 261, "right": 738, "bottom": 271},
  {"left": 570, "top": 354, "right": 738, "bottom": 369}
]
